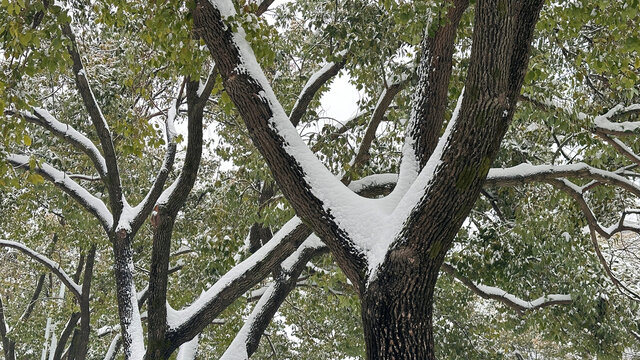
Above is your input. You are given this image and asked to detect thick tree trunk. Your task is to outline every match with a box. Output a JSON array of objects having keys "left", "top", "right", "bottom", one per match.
[{"left": 361, "top": 255, "right": 441, "bottom": 360}]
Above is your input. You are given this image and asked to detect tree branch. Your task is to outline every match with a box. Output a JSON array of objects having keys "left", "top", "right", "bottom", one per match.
[
  {"left": 289, "top": 54, "right": 348, "bottom": 127},
  {"left": 441, "top": 263, "right": 572, "bottom": 312},
  {"left": 61, "top": 23, "right": 124, "bottom": 221},
  {"left": 5, "top": 108, "right": 107, "bottom": 178},
  {"left": 0, "top": 240, "right": 82, "bottom": 300},
  {"left": 7, "top": 154, "right": 113, "bottom": 231}
]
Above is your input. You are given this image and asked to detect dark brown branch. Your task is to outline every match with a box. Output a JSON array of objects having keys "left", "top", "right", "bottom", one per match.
[
  {"left": 61, "top": 23, "right": 124, "bottom": 222},
  {"left": 289, "top": 56, "right": 348, "bottom": 127},
  {"left": 406, "top": 0, "right": 470, "bottom": 168},
  {"left": 0, "top": 296, "right": 16, "bottom": 360}
]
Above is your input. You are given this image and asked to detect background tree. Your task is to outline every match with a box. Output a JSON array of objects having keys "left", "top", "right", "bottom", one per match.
[{"left": 1, "top": 0, "right": 639, "bottom": 359}]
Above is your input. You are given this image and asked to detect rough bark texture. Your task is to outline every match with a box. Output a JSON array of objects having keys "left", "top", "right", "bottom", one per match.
[
  {"left": 408, "top": 0, "right": 470, "bottom": 168},
  {"left": 193, "top": 0, "right": 367, "bottom": 292},
  {"left": 360, "top": 1, "right": 544, "bottom": 359},
  {"left": 194, "top": 0, "right": 544, "bottom": 358}
]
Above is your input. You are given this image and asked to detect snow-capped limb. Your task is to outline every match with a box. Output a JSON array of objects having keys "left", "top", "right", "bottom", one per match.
[
  {"left": 4, "top": 107, "right": 107, "bottom": 178},
  {"left": 221, "top": 236, "right": 325, "bottom": 360},
  {"left": 7, "top": 154, "right": 113, "bottom": 231},
  {"left": 0, "top": 240, "right": 82, "bottom": 300},
  {"left": 440, "top": 263, "right": 572, "bottom": 312},
  {"left": 146, "top": 79, "right": 208, "bottom": 359},
  {"left": 348, "top": 74, "right": 410, "bottom": 177},
  {"left": 103, "top": 334, "right": 122, "bottom": 360},
  {"left": 61, "top": 23, "right": 124, "bottom": 221},
  {"left": 112, "top": 240, "right": 145, "bottom": 360},
  {"left": 486, "top": 163, "right": 640, "bottom": 199},
  {"left": 118, "top": 83, "right": 182, "bottom": 236},
  {"left": 164, "top": 217, "right": 310, "bottom": 352},
  {"left": 176, "top": 335, "right": 199, "bottom": 360},
  {"left": 195, "top": 0, "right": 374, "bottom": 286},
  {"left": 289, "top": 53, "right": 348, "bottom": 127},
  {"left": 592, "top": 104, "right": 640, "bottom": 136}
]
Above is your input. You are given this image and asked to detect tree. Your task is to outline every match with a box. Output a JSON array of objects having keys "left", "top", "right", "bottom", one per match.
[{"left": 1, "top": 0, "right": 639, "bottom": 359}]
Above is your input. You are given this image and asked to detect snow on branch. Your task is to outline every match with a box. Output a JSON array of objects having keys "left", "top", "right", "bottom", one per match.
[
  {"left": 117, "top": 86, "right": 181, "bottom": 235},
  {"left": 61, "top": 23, "right": 124, "bottom": 220},
  {"left": 165, "top": 217, "right": 311, "bottom": 348},
  {"left": 221, "top": 236, "right": 325, "bottom": 359},
  {"left": 5, "top": 107, "right": 107, "bottom": 178},
  {"left": 0, "top": 240, "right": 82, "bottom": 300},
  {"left": 103, "top": 334, "right": 122, "bottom": 360},
  {"left": 486, "top": 162, "right": 640, "bottom": 199},
  {"left": 441, "top": 263, "right": 572, "bottom": 312},
  {"left": 176, "top": 335, "right": 199, "bottom": 360},
  {"left": 592, "top": 104, "right": 640, "bottom": 136},
  {"left": 289, "top": 53, "right": 348, "bottom": 127},
  {"left": 7, "top": 154, "right": 113, "bottom": 230},
  {"left": 195, "top": 0, "right": 370, "bottom": 271}
]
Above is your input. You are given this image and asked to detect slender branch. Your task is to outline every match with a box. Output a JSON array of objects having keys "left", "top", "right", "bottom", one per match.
[
  {"left": 348, "top": 75, "right": 409, "bottom": 175},
  {"left": 5, "top": 108, "right": 107, "bottom": 178},
  {"left": 289, "top": 54, "right": 348, "bottom": 127},
  {"left": 441, "top": 263, "right": 572, "bottom": 312},
  {"left": 62, "top": 23, "right": 124, "bottom": 221},
  {"left": 7, "top": 154, "right": 113, "bottom": 230},
  {"left": 221, "top": 237, "right": 325, "bottom": 359},
  {"left": 0, "top": 240, "right": 82, "bottom": 300},
  {"left": 103, "top": 334, "right": 122, "bottom": 360}
]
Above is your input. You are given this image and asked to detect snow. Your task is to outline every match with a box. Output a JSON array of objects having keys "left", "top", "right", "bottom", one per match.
[
  {"left": 220, "top": 286, "right": 276, "bottom": 360},
  {"left": 8, "top": 154, "right": 113, "bottom": 229},
  {"left": 77, "top": 68, "right": 111, "bottom": 132},
  {"left": 168, "top": 217, "right": 303, "bottom": 330},
  {"left": 176, "top": 335, "right": 199, "bottom": 360},
  {"left": 289, "top": 51, "right": 347, "bottom": 119},
  {"left": 592, "top": 104, "right": 640, "bottom": 133},
  {"left": 0, "top": 239, "right": 82, "bottom": 296},
  {"left": 103, "top": 334, "right": 121, "bottom": 360},
  {"left": 475, "top": 283, "right": 572, "bottom": 310},
  {"left": 30, "top": 107, "right": 107, "bottom": 175},
  {"left": 208, "top": 0, "right": 454, "bottom": 284}
]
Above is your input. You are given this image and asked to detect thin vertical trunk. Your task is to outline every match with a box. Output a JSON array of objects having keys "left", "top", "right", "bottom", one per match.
[{"left": 112, "top": 235, "right": 143, "bottom": 359}]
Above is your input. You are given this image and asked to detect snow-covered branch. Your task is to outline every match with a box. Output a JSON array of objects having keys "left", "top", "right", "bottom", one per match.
[
  {"left": 120, "top": 87, "right": 180, "bottom": 236},
  {"left": 165, "top": 217, "right": 311, "bottom": 351},
  {"left": 441, "top": 263, "right": 572, "bottom": 312},
  {"left": 592, "top": 104, "right": 640, "bottom": 136},
  {"left": 5, "top": 107, "right": 107, "bottom": 178},
  {"left": 7, "top": 154, "right": 113, "bottom": 230},
  {"left": 0, "top": 240, "right": 82, "bottom": 300},
  {"left": 221, "top": 236, "right": 325, "bottom": 359},
  {"left": 61, "top": 23, "right": 124, "bottom": 220},
  {"left": 289, "top": 54, "right": 348, "bottom": 127},
  {"left": 103, "top": 334, "right": 122, "bottom": 360}
]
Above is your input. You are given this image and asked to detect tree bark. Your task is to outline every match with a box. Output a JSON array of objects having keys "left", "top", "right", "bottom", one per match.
[{"left": 361, "top": 262, "right": 439, "bottom": 360}]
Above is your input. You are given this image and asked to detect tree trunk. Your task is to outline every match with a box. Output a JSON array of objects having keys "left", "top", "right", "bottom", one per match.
[{"left": 361, "top": 255, "right": 441, "bottom": 360}]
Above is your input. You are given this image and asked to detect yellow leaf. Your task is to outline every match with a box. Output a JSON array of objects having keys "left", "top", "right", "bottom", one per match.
[{"left": 23, "top": 134, "right": 31, "bottom": 146}]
